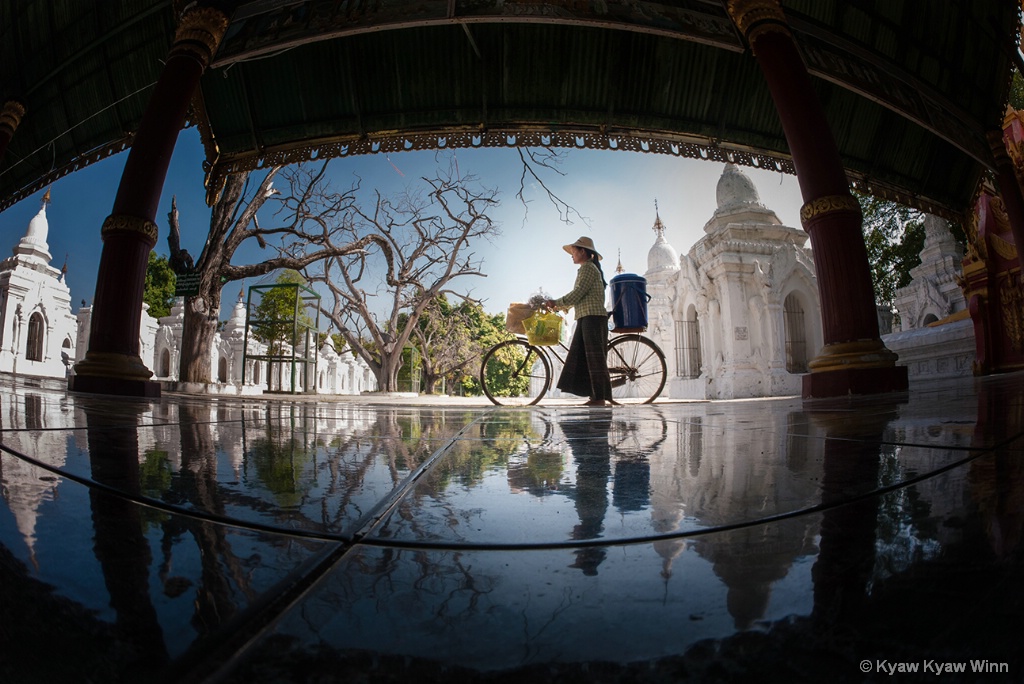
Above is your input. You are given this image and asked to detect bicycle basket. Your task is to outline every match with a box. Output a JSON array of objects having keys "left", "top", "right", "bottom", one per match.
[
  {"left": 523, "top": 312, "right": 562, "bottom": 346},
  {"left": 505, "top": 303, "right": 534, "bottom": 335}
]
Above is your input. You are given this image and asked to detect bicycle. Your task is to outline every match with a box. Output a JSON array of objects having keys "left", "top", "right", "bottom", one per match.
[{"left": 479, "top": 314, "right": 667, "bottom": 407}]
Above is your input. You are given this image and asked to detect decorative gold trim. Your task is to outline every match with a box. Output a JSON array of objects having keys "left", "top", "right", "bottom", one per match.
[
  {"left": 0, "top": 100, "right": 26, "bottom": 135},
  {"left": 990, "top": 194, "right": 1012, "bottom": 234},
  {"left": 725, "top": 0, "right": 790, "bottom": 43},
  {"left": 204, "top": 127, "right": 799, "bottom": 206},
  {"left": 1000, "top": 274, "right": 1024, "bottom": 351},
  {"left": 990, "top": 232, "right": 1019, "bottom": 261},
  {"left": 169, "top": 6, "right": 229, "bottom": 65},
  {"left": 799, "top": 194, "right": 861, "bottom": 225},
  {"left": 988, "top": 128, "right": 1013, "bottom": 166},
  {"left": 101, "top": 214, "right": 159, "bottom": 243},
  {"left": 807, "top": 339, "right": 898, "bottom": 373},
  {"left": 964, "top": 202, "right": 988, "bottom": 261}
]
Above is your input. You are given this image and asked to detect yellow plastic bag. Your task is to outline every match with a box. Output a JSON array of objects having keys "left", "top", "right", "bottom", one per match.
[{"left": 523, "top": 312, "right": 562, "bottom": 346}]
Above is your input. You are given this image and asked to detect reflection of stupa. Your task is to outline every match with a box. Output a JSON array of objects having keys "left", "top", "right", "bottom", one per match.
[
  {"left": 1, "top": 393, "right": 68, "bottom": 569},
  {"left": 645, "top": 407, "right": 822, "bottom": 626}
]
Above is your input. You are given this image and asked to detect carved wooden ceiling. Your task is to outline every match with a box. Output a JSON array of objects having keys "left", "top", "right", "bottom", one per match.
[{"left": 1, "top": 0, "right": 1020, "bottom": 218}]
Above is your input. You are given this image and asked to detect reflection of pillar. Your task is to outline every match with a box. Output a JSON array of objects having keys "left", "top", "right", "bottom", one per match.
[
  {"left": 84, "top": 404, "right": 169, "bottom": 673},
  {"left": 726, "top": 0, "right": 906, "bottom": 398},
  {"left": 970, "top": 382, "right": 1024, "bottom": 558},
  {"left": 0, "top": 100, "right": 26, "bottom": 164},
  {"left": 70, "top": 6, "right": 228, "bottom": 397},
  {"left": 807, "top": 405, "right": 896, "bottom": 625}
]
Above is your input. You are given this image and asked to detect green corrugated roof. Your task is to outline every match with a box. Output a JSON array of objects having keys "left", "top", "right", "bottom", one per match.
[{"left": 1, "top": 0, "right": 1019, "bottom": 218}]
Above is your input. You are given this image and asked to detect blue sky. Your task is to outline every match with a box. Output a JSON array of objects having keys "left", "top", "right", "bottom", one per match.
[{"left": 0, "top": 126, "right": 806, "bottom": 321}]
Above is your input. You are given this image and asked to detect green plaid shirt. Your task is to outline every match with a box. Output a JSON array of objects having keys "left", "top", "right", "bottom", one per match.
[{"left": 555, "top": 261, "right": 607, "bottom": 318}]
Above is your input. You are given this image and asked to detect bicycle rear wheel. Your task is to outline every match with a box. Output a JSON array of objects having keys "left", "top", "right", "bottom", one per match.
[
  {"left": 606, "top": 334, "right": 666, "bottom": 404},
  {"left": 480, "top": 339, "right": 551, "bottom": 406}
]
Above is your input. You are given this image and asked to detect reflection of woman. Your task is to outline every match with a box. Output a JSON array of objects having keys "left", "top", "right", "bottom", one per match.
[
  {"left": 545, "top": 237, "right": 613, "bottom": 407},
  {"left": 561, "top": 413, "right": 612, "bottom": 575}
]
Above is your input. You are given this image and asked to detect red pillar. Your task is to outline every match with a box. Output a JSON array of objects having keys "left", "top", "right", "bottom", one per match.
[
  {"left": 0, "top": 100, "right": 26, "bottom": 165},
  {"left": 70, "top": 6, "right": 228, "bottom": 397},
  {"left": 726, "top": 0, "right": 906, "bottom": 398}
]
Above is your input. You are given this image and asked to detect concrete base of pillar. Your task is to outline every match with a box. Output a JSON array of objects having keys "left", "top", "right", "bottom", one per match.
[
  {"left": 69, "top": 374, "right": 161, "bottom": 398},
  {"left": 802, "top": 365, "right": 908, "bottom": 399}
]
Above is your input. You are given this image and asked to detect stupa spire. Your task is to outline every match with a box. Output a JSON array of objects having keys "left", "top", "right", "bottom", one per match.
[{"left": 652, "top": 199, "right": 666, "bottom": 238}]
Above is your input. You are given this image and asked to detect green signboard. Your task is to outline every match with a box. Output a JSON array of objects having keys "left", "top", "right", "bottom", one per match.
[{"left": 174, "top": 273, "right": 200, "bottom": 297}]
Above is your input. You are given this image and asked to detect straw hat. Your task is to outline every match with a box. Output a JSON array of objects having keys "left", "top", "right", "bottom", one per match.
[{"left": 562, "top": 236, "right": 603, "bottom": 260}]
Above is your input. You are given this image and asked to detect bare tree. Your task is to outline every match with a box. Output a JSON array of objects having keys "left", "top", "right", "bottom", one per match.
[
  {"left": 167, "top": 162, "right": 392, "bottom": 384},
  {"left": 516, "top": 148, "right": 590, "bottom": 228},
  {"left": 306, "top": 160, "right": 500, "bottom": 392}
]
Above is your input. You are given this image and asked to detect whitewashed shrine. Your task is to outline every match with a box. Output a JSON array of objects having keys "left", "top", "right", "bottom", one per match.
[
  {"left": 645, "top": 164, "right": 822, "bottom": 399},
  {"left": 0, "top": 191, "right": 77, "bottom": 379}
]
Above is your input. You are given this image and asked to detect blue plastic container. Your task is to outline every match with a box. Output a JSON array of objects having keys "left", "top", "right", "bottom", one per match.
[{"left": 610, "top": 273, "right": 650, "bottom": 332}]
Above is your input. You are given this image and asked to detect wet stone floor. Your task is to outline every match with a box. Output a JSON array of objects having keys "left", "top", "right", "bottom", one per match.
[{"left": 1, "top": 373, "right": 1023, "bottom": 683}]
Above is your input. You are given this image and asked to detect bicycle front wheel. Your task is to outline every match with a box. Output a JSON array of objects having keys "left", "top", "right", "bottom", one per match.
[
  {"left": 480, "top": 339, "right": 551, "bottom": 406},
  {"left": 606, "top": 335, "right": 666, "bottom": 404}
]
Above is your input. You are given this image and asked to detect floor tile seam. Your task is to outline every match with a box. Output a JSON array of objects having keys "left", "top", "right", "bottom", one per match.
[
  {"left": 0, "top": 441, "right": 352, "bottom": 545},
  {"left": 346, "top": 412, "right": 496, "bottom": 541},
  {"left": 350, "top": 445, "right": 1004, "bottom": 554},
  {"left": 167, "top": 540, "right": 353, "bottom": 684}
]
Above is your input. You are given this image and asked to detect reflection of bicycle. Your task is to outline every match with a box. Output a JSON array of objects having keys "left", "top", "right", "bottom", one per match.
[{"left": 480, "top": 328, "right": 667, "bottom": 407}]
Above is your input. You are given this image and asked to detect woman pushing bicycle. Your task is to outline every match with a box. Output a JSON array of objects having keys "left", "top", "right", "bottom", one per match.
[{"left": 545, "top": 237, "right": 614, "bottom": 407}]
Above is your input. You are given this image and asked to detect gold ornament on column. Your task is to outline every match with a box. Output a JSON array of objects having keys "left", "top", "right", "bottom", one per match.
[
  {"left": 101, "top": 214, "right": 159, "bottom": 244},
  {"left": 799, "top": 194, "right": 861, "bottom": 226},
  {"left": 725, "top": 0, "right": 790, "bottom": 45},
  {"left": 0, "top": 100, "right": 26, "bottom": 136},
  {"left": 169, "top": 6, "right": 229, "bottom": 65}
]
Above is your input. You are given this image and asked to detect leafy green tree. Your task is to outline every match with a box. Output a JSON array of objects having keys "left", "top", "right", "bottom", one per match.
[
  {"left": 1011, "top": 69, "right": 1024, "bottom": 111},
  {"left": 143, "top": 251, "right": 177, "bottom": 319},
  {"left": 251, "top": 270, "right": 315, "bottom": 352},
  {"left": 412, "top": 295, "right": 484, "bottom": 394},
  {"left": 250, "top": 270, "right": 318, "bottom": 391},
  {"left": 467, "top": 309, "right": 520, "bottom": 397},
  {"left": 856, "top": 191, "right": 925, "bottom": 311}
]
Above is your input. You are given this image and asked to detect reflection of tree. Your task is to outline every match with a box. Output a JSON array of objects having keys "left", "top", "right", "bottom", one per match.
[
  {"left": 249, "top": 434, "right": 312, "bottom": 509},
  {"left": 171, "top": 405, "right": 256, "bottom": 634},
  {"left": 870, "top": 448, "right": 940, "bottom": 584},
  {"left": 417, "top": 412, "right": 534, "bottom": 491}
]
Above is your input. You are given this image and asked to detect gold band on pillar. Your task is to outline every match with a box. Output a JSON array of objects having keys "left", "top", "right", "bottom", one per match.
[
  {"left": 726, "top": 0, "right": 791, "bottom": 45},
  {"left": 799, "top": 194, "right": 861, "bottom": 226},
  {"left": 169, "top": 6, "right": 229, "bottom": 65},
  {"left": 101, "top": 214, "right": 159, "bottom": 244},
  {"left": 0, "top": 100, "right": 26, "bottom": 136},
  {"left": 807, "top": 339, "right": 899, "bottom": 373}
]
